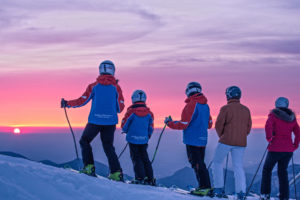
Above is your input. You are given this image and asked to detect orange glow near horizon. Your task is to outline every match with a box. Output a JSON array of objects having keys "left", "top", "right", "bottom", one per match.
[
  {"left": 1, "top": 68, "right": 300, "bottom": 133},
  {"left": 0, "top": 112, "right": 287, "bottom": 129},
  {"left": 2, "top": 115, "right": 300, "bottom": 133}
]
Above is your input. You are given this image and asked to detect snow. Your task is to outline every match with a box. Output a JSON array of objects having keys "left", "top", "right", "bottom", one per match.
[
  {"left": 0, "top": 155, "right": 269, "bottom": 200},
  {"left": 0, "top": 155, "right": 212, "bottom": 200}
]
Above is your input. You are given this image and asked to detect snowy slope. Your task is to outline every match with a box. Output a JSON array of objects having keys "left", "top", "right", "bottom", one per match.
[{"left": 0, "top": 155, "right": 213, "bottom": 200}]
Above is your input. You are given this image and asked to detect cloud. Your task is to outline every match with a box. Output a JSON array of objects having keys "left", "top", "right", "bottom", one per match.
[
  {"left": 0, "top": 0, "right": 162, "bottom": 47},
  {"left": 236, "top": 39, "right": 300, "bottom": 54},
  {"left": 1, "top": 0, "right": 300, "bottom": 73},
  {"left": 275, "top": 0, "right": 300, "bottom": 10}
]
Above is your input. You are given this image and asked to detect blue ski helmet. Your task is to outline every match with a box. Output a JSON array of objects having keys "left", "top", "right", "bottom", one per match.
[
  {"left": 131, "top": 90, "right": 147, "bottom": 103},
  {"left": 99, "top": 60, "right": 115, "bottom": 76},
  {"left": 275, "top": 97, "right": 289, "bottom": 108},
  {"left": 185, "top": 82, "right": 202, "bottom": 97},
  {"left": 225, "top": 86, "right": 241, "bottom": 100}
]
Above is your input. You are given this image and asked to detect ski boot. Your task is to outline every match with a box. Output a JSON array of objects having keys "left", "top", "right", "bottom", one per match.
[
  {"left": 80, "top": 164, "right": 96, "bottom": 177},
  {"left": 260, "top": 194, "right": 270, "bottom": 200},
  {"left": 236, "top": 191, "right": 246, "bottom": 200},
  {"left": 108, "top": 171, "right": 124, "bottom": 182},
  {"left": 144, "top": 177, "right": 156, "bottom": 186},
  {"left": 213, "top": 188, "right": 228, "bottom": 198},
  {"left": 130, "top": 178, "right": 144, "bottom": 185},
  {"left": 190, "top": 188, "right": 213, "bottom": 197}
]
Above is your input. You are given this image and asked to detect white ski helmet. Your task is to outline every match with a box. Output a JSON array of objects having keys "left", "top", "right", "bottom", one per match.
[
  {"left": 275, "top": 97, "right": 289, "bottom": 108},
  {"left": 185, "top": 82, "right": 202, "bottom": 97},
  {"left": 99, "top": 60, "right": 115, "bottom": 76},
  {"left": 131, "top": 90, "right": 147, "bottom": 103},
  {"left": 225, "top": 86, "right": 241, "bottom": 100}
]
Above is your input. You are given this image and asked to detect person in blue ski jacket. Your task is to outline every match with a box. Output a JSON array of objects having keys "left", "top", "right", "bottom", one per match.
[
  {"left": 121, "top": 90, "right": 155, "bottom": 185},
  {"left": 61, "top": 60, "right": 125, "bottom": 181},
  {"left": 164, "top": 82, "right": 213, "bottom": 196}
]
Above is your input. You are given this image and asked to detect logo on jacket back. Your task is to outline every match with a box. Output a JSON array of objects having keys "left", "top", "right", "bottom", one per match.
[
  {"left": 94, "top": 114, "right": 113, "bottom": 119},
  {"left": 198, "top": 136, "right": 207, "bottom": 140},
  {"left": 130, "top": 136, "right": 147, "bottom": 140}
]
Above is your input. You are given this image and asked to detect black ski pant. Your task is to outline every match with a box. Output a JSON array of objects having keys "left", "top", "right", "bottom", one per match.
[
  {"left": 261, "top": 151, "right": 293, "bottom": 200},
  {"left": 186, "top": 145, "right": 211, "bottom": 189},
  {"left": 79, "top": 123, "right": 122, "bottom": 173},
  {"left": 129, "top": 143, "right": 154, "bottom": 180}
]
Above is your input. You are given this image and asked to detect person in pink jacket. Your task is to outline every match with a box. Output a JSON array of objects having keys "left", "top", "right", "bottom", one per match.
[{"left": 260, "top": 97, "right": 300, "bottom": 200}]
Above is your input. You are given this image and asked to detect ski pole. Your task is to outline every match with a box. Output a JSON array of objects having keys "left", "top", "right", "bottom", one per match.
[
  {"left": 224, "top": 154, "right": 229, "bottom": 190},
  {"left": 292, "top": 155, "right": 298, "bottom": 200},
  {"left": 63, "top": 106, "right": 80, "bottom": 169},
  {"left": 151, "top": 123, "right": 167, "bottom": 164},
  {"left": 244, "top": 144, "right": 269, "bottom": 199},
  {"left": 118, "top": 143, "right": 128, "bottom": 159}
]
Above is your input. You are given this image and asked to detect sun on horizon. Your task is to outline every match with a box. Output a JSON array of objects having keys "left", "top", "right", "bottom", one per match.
[{"left": 13, "top": 128, "right": 21, "bottom": 134}]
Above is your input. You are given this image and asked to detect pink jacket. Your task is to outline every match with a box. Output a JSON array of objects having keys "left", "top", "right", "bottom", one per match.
[{"left": 265, "top": 108, "right": 300, "bottom": 152}]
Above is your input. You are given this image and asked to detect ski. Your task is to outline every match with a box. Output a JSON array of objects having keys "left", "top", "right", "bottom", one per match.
[
  {"left": 65, "top": 168, "right": 255, "bottom": 200},
  {"left": 169, "top": 187, "right": 217, "bottom": 198},
  {"left": 169, "top": 188, "right": 190, "bottom": 195},
  {"left": 66, "top": 168, "right": 107, "bottom": 180}
]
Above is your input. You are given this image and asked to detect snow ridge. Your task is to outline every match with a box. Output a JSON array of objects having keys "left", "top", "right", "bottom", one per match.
[{"left": 0, "top": 155, "right": 209, "bottom": 200}]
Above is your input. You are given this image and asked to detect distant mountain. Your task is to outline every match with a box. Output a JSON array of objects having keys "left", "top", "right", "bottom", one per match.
[
  {"left": 157, "top": 167, "right": 197, "bottom": 189},
  {"left": 0, "top": 151, "right": 29, "bottom": 160},
  {"left": 40, "top": 160, "right": 61, "bottom": 167}
]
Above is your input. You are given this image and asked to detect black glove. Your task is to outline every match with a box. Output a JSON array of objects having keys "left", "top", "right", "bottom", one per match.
[
  {"left": 164, "top": 116, "right": 172, "bottom": 125},
  {"left": 61, "top": 98, "right": 68, "bottom": 108}
]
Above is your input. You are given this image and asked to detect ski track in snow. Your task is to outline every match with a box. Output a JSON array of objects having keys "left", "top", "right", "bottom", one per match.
[{"left": 0, "top": 155, "right": 263, "bottom": 200}]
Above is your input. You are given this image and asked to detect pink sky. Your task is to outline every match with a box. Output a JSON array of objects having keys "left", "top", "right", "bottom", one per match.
[{"left": 1, "top": 0, "right": 300, "bottom": 131}]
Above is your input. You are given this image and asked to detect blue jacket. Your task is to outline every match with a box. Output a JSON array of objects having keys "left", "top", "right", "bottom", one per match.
[
  {"left": 167, "top": 94, "right": 212, "bottom": 146},
  {"left": 67, "top": 75, "right": 125, "bottom": 125},
  {"left": 121, "top": 103, "right": 154, "bottom": 144}
]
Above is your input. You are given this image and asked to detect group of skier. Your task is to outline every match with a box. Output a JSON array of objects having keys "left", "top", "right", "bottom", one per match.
[
  {"left": 163, "top": 83, "right": 251, "bottom": 199},
  {"left": 61, "top": 60, "right": 299, "bottom": 200}
]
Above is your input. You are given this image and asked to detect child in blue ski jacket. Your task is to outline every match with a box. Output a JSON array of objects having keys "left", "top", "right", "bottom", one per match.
[
  {"left": 165, "top": 82, "right": 213, "bottom": 196},
  {"left": 121, "top": 90, "right": 155, "bottom": 185}
]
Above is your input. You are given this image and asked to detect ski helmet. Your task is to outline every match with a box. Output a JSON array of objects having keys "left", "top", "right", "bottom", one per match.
[
  {"left": 99, "top": 60, "right": 115, "bottom": 76},
  {"left": 275, "top": 97, "right": 289, "bottom": 108},
  {"left": 185, "top": 82, "right": 202, "bottom": 97},
  {"left": 225, "top": 86, "right": 241, "bottom": 100},
  {"left": 131, "top": 90, "right": 147, "bottom": 103}
]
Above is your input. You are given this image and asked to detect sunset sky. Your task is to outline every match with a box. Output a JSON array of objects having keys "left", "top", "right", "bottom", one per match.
[{"left": 1, "top": 0, "right": 300, "bottom": 132}]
